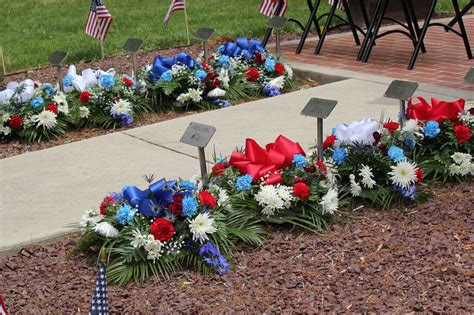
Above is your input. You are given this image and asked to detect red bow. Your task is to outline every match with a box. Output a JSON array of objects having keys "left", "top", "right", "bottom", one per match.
[
  {"left": 407, "top": 97, "right": 465, "bottom": 123},
  {"left": 229, "top": 135, "right": 305, "bottom": 185}
]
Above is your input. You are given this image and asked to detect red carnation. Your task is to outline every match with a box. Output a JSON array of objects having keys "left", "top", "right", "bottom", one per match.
[
  {"left": 79, "top": 91, "right": 91, "bottom": 103},
  {"left": 212, "top": 79, "right": 221, "bottom": 87},
  {"left": 294, "top": 176, "right": 306, "bottom": 183},
  {"left": 378, "top": 143, "right": 388, "bottom": 155},
  {"left": 198, "top": 190, "right": 217, "bottom": 208},
  {"left": 383, "top": 121, "right": 400, "bottom": 133},
  {"left": 316, "top": 160, "right": 328, "bottom": 179},
  {"left": 254, "top": 52, "right": 265, "bottom": 65},
  {"left": 304, "top": 165, "right": 316, "bottom": 173},
  {"left": 122, "top": 77, "right": 134, "bottom": 87},
  {"left": 245, "top": 68, "right": 260, "bottom": 82},
  {"left": 168, "top": 202, "right": 183, "bottom": 217},
  {"left": 9, "top": 115, "right": 23, "bottom": 129},
  {"left": 416, "top": 168, "right": 423, "bottom": 184},
  {"left": 208, "top": 72, "right": 218, "bottom": 80},
  {"left": 454, "top": 125, "right": 471, "bottom": 144},
  {"left": 201, "top": 62, "right": 210, "bottom": 71},
  {"left": 275, "top": 63, "right": 285, "bottom": 75},
  {"left": 173, "top": 193, "right": 185, "bottom": 204},
  {"left": 323, "top": 135, "right": 337, "bottom": 150},
  {"left": 212, "top": 162, "right": 229, "bottom": 176},
  {"left": 150, "top": 218, "right": 175, "bottom": 242},
  {"left": 293, "top": 182, "right": 311, "bottom": 200},
  {"left": 99, "top": 195, "right": 115, "bottom": 216},
  {"left": 46, "top": 104, "right": 58, "bottom": 114}
]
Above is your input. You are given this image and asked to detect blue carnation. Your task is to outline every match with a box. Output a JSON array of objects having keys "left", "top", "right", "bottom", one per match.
[
  {"left": 31, "top": 96, "right": 44, "bottom": 109},
  {"left": 292, "top": 154, "right": 308, "bottom": 168},
  {"left": 405, "top": 138, "right": 416, "bottom": 149},
  {"left": 264, "top": 58, "right": 276, "bottom": 72},
  {"left": 179, "top": 180, "right": 197, "bottom": 191},
  {"left": 182, "top": 196, "right": 198, "bottom": 217},
  {"left": 217, "top": 45, "right": 225, "bottom": 53},
  {"left": 423, "top": 121, "right": 440, "bottom": 139},
  {"left": 394, "top": 184, "right": 416, "bottom": 200},
  {"left": 236, "top": 174, "right": 252, "bottom": 192},
  {"left": 218, "top": 55, "right": 230, "bottom": 66},
  {"left": 120, "top": 114, "right": 133, "bottom": 126},
  {"left": 100, "top": 75, "right": 115, "bottom": 89},
  {"left": 212, "top": 99, "right": 231, "bottom": 108},
  {"left": 63, "top": 75, "right": 74, "bottom": 87},
  {"left": 115, "top": 204, "right": 136, "bottom": 225},
  {"left": 42, "top": 83, "right": 56, "bottom": 95},
  {"left": 332, "top": 147, "right": 347, "bottom": 165},
  {"left": 194, "top": 69, "right": 207, "bottom": 80},
  {"left": 159, "top": 70, "right": 173, "bottom": 82},
  {"left": 264, "top": 85, "right": 280, "bottom": 97},
  {"left": 388, "top": 145, "right": 405, "bottom": 162},
  {"left": 199, "top": 242, "right": 230, "bottom": 275}
]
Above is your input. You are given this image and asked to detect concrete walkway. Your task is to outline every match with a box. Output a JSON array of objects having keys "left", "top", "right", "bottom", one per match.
[{"left": 1, "top": 69, "right": 472, "bottom": 253}]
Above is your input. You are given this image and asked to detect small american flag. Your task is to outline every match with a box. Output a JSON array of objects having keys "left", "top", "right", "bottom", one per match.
[
  {"left": 89, "top": 264, "right": 109, "bottom": 315},
  {"left": 0, "top": 295, "right": 9, "bottom": 315},
  {"left": 259, "top": 0, "right": 288, "bottom": 17},
  {"left": 328, "top": 0, "right": 345, "bottom": 10},
  {"left": 85, "top": 0, "right": 113, "bottom": 41},
  {"left": 163, "top": 0, "right": 186, "bottom": 27}
]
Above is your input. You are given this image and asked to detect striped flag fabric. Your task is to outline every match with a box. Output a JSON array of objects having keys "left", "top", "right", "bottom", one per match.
[
  {"left": 89, "top": 264, "right": 109, "bottom": 315},
  {"left": 328, "top": 0, "right": 345, "bottom": 10},
  {"left": 0, "top": 295, "right": 9, "bottom": 315},
  {"left": 163, "top": 0, "right": 186, "bottom": 27},
  {"left": 259, "top": 0, "right": 288, "bottom": 17},
  {"left": 84, "top": 0, "right": 113, "bottom": 41}
]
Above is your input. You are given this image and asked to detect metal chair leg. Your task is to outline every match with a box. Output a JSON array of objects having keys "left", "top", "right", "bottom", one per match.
[
  {"left": 408, "top": 0, "right": 437, "bottom": 70},
  {"left": 452, "top": 0, "right": 473, "bottom": 59},
  {"left": 401, "top": 0, "right": 420, "bottom": 50},
  {"left": 406, "top": 0, "right": 427, "bottom": 53},
  {"left": 296, "top": 0, "right": 321, "bottom": 54},
  {"left": 362, "top": 0, "right": 389, "bottom": 62},
  {"left": 343, "top": 0, "right": 361, "bottom": 45},
  {"left": 315, "top": 0, "right": 339, "bottom": 54},
  {"left": 357, "top": 0, "right": 384, "bottom": 61},
  {"left": 447, "top": 1, "right": 473, "bottom": 28}
]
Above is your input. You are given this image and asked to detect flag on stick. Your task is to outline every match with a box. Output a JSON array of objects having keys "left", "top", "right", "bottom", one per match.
[
  {"left": 163, "top": 0, "right": 186, "bottom": 27},
  {"left": 85, "top": 0, "right": 113, "bottom": 41},
  {"left": 259, "top": 0, "right": 288, "bottom": 17},
  {"left": 88, "top": 264, "right": 109, "bottom": 315},
  {"left": 328, "top": 0, "right": 345, "bottom": 10},
  {"left": 0, "top": 295, "right": 9, "bottom": 315}
]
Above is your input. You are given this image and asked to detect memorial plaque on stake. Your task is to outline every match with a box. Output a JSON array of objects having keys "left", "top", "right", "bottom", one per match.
[
  {"left": 48, "top": 51, "right": 68, "bottom": 66},
  {"left": 194, "top": 27, "right": 215, "bottom": 41},
  {"left": 180, "top": 122, "right": 216, "bottom": 148},
  {"left": 464, "top": 68, "right": 474, "bottom": 84},
  {"left": 268, "top": 16, "right": 288, "bottom": 30},
  {"left": 383, "top": 80, "right": 418, "bottom": 101},
  {"left": 122, "top": 38, "right": 143, "bottom": 53}
]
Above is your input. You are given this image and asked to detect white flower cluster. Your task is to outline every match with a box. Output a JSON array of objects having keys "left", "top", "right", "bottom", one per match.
[
  {"left": 359, "top": 164, "right": 376, "bottom": 188},
  {"left": 209, "top": 184, "right": 231, "bottom": 210},
  {"left": 170, "top": 64, "right": 189, "bottom": 77},
  {"left": 176, "top": 88, "right": 203, "bottom": 104},
  {"left": 32, "top": 110, "right": 57, "bottom": 129},
  {"left": 130, "top": 229, "right": 165, "bottom": 262},
  {"left": 0, "top": 125, "right": 11, "bottom": 136},
  {"left": 53, "top": 93, "right": 69, "bottom": 115},
  {"left": 458, "top": 110, "right": 474, "bottom": 125},
  {"left": 162, "top": 238, "right": 185, "bottom": 256},
  {"left": 320, "top": 188, "right": 339, "bottom": 215},
  {"left": 188, "top": 213, "right": 217, "bottom": 243},
  {"left": 266, "top": 76, "right": 285, "bottom": 89},
  {"left": 94, "top": 222, "right": 119, "bottom": 238},
  {"left": 79, "top": 208, "right": 102, "bottom": 231},
  {"left": 349, "top": 174, "right": 362, "bottom": 197},
  {"left": 388, "top": 160, "right": 417, "bottom": 189},
  {"left": 254, "top": 184, "right": 294, "bottom": 216},
  {"left": 110, "top": 99, "right": 132, "bottom": 116},
  {"left": 449, "top": 152, "right": 474, "bottom": 176}
]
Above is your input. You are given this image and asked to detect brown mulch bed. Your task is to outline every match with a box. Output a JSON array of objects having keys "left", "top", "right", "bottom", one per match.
[{"left": 1, "top": 182, "right": 472, "bottom": 313}]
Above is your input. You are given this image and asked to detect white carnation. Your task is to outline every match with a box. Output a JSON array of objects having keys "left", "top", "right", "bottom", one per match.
[
  {"left": 79, "top": 208, "right": 102, "bottom": 230},
  {"left": 320, "top": 188, "right": 338, "bottom": 215},
  {"left": 79, "top": 106, "right": 90, "bottom": 118},
  {"left": 0, "top": 125, "right": 11, "bottom": 136},
  {"left": 94, "top": 222, "right": 119, "bottom": 238},
  {"left": 255, "top": 184, "right": 293, "bottom": 216},
  {"left": 349, "top": 174, "right": 362, "bottom": 197},
  {"left": 359, "top": 164, "right": 376, "bottom": 188},
  {"left": 267, "top": 76, "right": 285, "bottom": 89}
]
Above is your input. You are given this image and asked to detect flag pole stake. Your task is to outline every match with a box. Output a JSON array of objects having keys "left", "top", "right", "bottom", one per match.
[
  {"left": 100, "top": 40, "right": 105, "bottom": 60},
  {"left": 0, "top": 46, "right": 6, "bottom": 77},
  {"left": 183, "top": 4, "right": 191, "bottom": 45}
]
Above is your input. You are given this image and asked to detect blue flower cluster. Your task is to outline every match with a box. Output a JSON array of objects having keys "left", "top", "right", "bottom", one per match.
[
  {"left": 112, "top": 113, "right": 133, "bottom": 126},
  {"left": 63, "top": 75, "right": 74, "bottom": 87},
  {"left": 236, "top": 174, "right": 252, "bottom": 192},
  {"left": 423, "top": 121, "right": 440, "bottom": 139},
  {"left": 388, "top": 145, "right": 405, "bottom": 162},
  {"left": 100, "top": 75, "right": 115, "bottom": 89},
  {"left": 199, "top": 242, "right": 230, "bottom": 275},
  {"left": 115, "top": 204, "right": 137, "bottom": 225},
  {"left": 42, "top": 83, "right": 56, "bottom": 95},
  {"left": 179, "top": 181, "right": 197, "bottom": 191},
  {"left": 393, "top": 184, "right": 416, "bottom": 200},
  {"left": 264, "top": 58, "right": 276, "bottom": 72},
  {"left": 332, "top": 147, "right": 347, "bottom": 165},
  {"left": 182, "top": 196, "right": 198, "bottom": 217},
  {"left": 404, "top": 138, "right": 416, "bottom": 149},
  {"left": 218, "top": 55, "right": 230, "bottom": 66},
  {"left": 264, "top": 85, "right": 280, "bottom": 97},
  {"left": 194, "top": 69, "right": 207, "bottom": 80},
  {"left": 31, "top": 96, "right": 44, "bottom": 109},
  {"left": 212, "top": 99, "right": 231, "bottom": 108},
  {"left": 160, "top": 70, "right": 173, "bottom": 82},
  {"left": 292, "top": 154, "right": 308, "bottom": 168},
  {"left": 217, "top": 45, "right": 225, "bottom": 53}
]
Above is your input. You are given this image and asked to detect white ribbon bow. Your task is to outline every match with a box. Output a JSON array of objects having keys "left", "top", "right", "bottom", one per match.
[
  {"left": 66, "top": 65, "right": 116, "bottom": 92},
  {"left": 0, "top": 79, "right": 35, "bottom": 104},
  {"left": 334, "top": 118, "right": 380, "bottom": 146}
]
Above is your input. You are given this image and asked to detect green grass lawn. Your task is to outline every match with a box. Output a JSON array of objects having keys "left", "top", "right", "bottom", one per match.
[{"left": 0, "top": 0, "right": 469, "bottom": 73}]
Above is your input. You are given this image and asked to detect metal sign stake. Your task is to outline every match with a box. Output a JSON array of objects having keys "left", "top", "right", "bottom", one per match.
[
  {"left": 275, "top": 29, "right": 281, "bottom": 60},
  {"left": 317, "top": 117, "right": 324, "bottom": 161},
  {"left": 123, "top": 38, "right": 144, "bottom": 90},
  {"left": 57, "top": 66, "right": 64, "bottom": 92},
  {"left": 198, "top": 147, "right": 208, "bottom": 184},
  {"left": 194, "top": 27, "right": 215, "bottom": 64},
  {"left": 268, "top": 16, "right": 287, "bottom": 61},
  {"left": 48, "top": 51, "right": 68, "bottom": 92},
  {"left": 383, "top": 80, "right": 419, "bottom": 129},
  {"left": 203, "top": 41, "right": 209, "bottom": 64},
  {"left": 399, "top": 100, "right": 406, "bottom": 128}
]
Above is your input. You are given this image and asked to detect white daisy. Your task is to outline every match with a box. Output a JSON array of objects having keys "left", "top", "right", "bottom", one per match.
[
  {"left": 388, "top": 160, "right": 417, "bottom": 189},
  {"left": 130, "top": 229, "right": 147, "bottom": 248},
  {"left": 320, "top": 188, "right": 338, "bottom": 215},
  {"left": 207, "top": 87, "right": 226, "bottom": 98},
  {"left": 32, "top": 110, "right": 57, "bottom": 129},
  {"left": 110, "top": 99, "right": 132, "bottom": 116},
  {"left": 188, "top": 88, "right": 203, "bottom": 103},
  {"left": 176, "top": 92, "right": 191, "bottom": 103},
  {"left": 147, "top": 249, "right": 162, "bottom": 262},
  {"left": 79, "top": 106, "right": 90, "bottom": 118},
  {"left": 267, "top": 76, "right": 285, "bottom": 89},
  {"left": 94, "top": 222, "right": 119, "bottom": 238},
  {"left": 144, "top": 234, "right": 162, "bottom": 252},
  {"left": 359, "top": 164, "right": 376, "bottom": 188},
  {"left": 188, "top": 213, "right": 217, "bottom": 243},
  {"left": 79, "top": 208, "right": 102, "bottom": 230},
  {"left": 349, "top": 174, "right": 362, "bottom": 197}
]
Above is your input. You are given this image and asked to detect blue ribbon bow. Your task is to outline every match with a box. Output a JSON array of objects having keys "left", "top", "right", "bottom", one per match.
[
  {"left": 122, "top": 178, "right": 177, "bottom": 217},
  {"left": 149, "top": 52, "right": 195, "bottom": 82},
  {"left": 222, "top": 37, "right": 263, "bottom": 59}
]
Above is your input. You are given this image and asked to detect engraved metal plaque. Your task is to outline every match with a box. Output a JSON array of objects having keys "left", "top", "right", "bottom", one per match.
[
  {"left": 180, "top": 122, "right": 216, "bottom": 148},
  {"left": 123, "top": 38, "right": 144, "bottom": 53},
  {"left": 48, "top": 51, "right": 68, "bottom": 66},
  {"left": 268, "top": 16, "right": 288, "bottom": 30},
  {"left": 194, "top": 27, "right": 215, "bottom": 41},
  {"left": 384, "top": 80, "right": 419, "bottom": 101},
  {"left": 464, "top": 68, "right": 474, "bottom": 84},
  {"left": 300, "top": 98, "right": 338, "bottom": 119}
]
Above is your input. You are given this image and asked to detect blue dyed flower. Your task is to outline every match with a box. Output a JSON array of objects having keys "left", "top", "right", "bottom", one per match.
[
  {"left": 42, "top": 83, "right": 56, "bottom": 95},
  {"left": 394, "top": 184, "right": 416, "bottom": 200},
  {"left": 388, "top": 145, "right": 405, "bottom": 162},
  {"left": 331, "top": 127, "right": 336, "bottom": 135},
  {"left": 194, "top": 69, "right": 207, "bottom": 80},
  {"left": 110, "top": 192, "right": 121, "bottom": 202},
  {"left": 115, "top": 204, "right": 137, "bottom": 225},
  {"left": 199, "top": 242, "right": 230, "bottom": 275},
  {"left": 332, "top": 147, "right": 347, "bottom": 165},
  {"left": 216, "top": 157, "right": 227, "bottom": 164},
  {"left": 423, "top": 121, "right": 440, "bottom": 139},
  {"left": 179, "top": 181, "right": 197, "bottom": 191},
  {"left": 264, "top": 85, "right": 280, "bottom": 97},
  {"left": 120, "top": 114, "right": 133, "bottom": 126},
  {"left": 236, "top": 174, "right": 253, "bottom": 192},
  {"left": 212, "top": 99, "right": 231, "bottom": 108},
  {"left": 292, "top": 154, "right": 308, "bottom": 168},
  {"left": 218, "top": 55, "right": 230, "bottom": 66},
  {"left": 405, "top": 138, "right": 416, "bottom": 149},
  {"left": 31, "top": 96, "right": 44, "bottom": 109},
  {"left": 182, "top": 196, "right": 198, "bottom": 217},
  {"left": 63, "top": 75, "right": 74, "bottom": 87},
  {"left": 264, "top": 58, "right": 276, "bottom": 72},
  {"left": 159, "top": 70, "right": 173, "bottom": 82},
  {"left": 100, "top": 75, "right": 115, "bottom": 89},
  {"left": 217, "top": 45, "right": 225, "bottom": 53}
]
